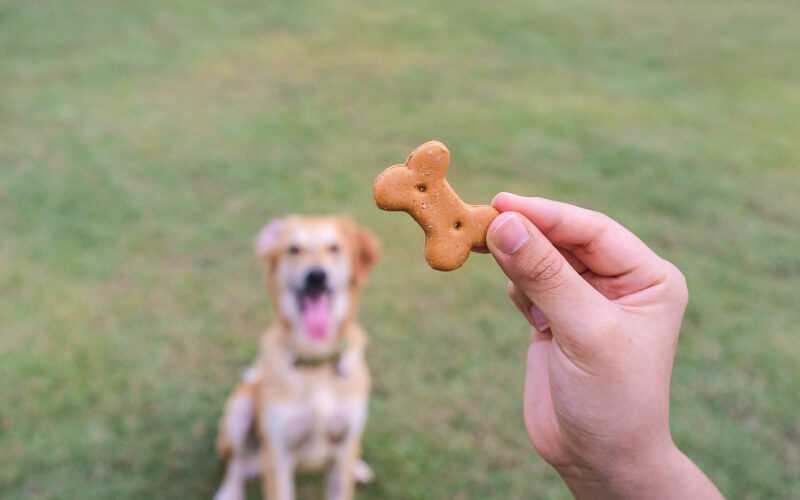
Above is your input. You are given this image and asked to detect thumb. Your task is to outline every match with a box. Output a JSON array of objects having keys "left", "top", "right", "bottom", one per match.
[{"left": 487, "top": 212, "right": 611, "bottom": 339}]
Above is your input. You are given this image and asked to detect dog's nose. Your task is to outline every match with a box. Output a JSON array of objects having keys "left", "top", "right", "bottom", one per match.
[{"left": 305, "top": 268, "right": 327, "bottom": 291}]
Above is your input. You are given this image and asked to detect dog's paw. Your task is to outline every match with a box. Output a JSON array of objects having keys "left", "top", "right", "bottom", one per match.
[{"left": 354, "top": 459, "right": 375, "bottom": 484}]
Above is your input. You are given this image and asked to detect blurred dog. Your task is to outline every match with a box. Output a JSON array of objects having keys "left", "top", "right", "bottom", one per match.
[{"left": 214, "top": 216, "right": 380, "bottom": 500}]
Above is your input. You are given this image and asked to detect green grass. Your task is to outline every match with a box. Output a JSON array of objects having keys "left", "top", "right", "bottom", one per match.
[{"left": 1, "top": 1, "right": 799, "bottom": 498}]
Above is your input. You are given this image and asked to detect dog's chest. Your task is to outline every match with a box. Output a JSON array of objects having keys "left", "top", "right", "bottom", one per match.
[{"left": 262, "top": 373, "right": 367, "bottom": 470}]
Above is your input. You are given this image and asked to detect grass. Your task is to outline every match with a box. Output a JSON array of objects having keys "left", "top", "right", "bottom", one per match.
[{"left": 1, "top": 0, "right": 799, "bottom": 498}]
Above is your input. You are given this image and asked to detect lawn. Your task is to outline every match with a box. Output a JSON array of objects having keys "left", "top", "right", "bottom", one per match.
[{"left": 1, "top": 1, "right": 799, "bottom": 498}]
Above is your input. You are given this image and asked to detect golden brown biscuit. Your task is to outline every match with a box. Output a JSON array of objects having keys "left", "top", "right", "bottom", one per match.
[{"left": 373, "top": 140, "right": 499, "bottom": 271}]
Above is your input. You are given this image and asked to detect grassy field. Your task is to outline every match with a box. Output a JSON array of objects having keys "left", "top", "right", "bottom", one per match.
[{"left": 1, "top": 1, "right": 799, "bottom": 498}]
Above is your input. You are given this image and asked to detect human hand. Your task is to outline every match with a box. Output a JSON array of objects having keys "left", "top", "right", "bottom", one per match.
[{"left": 486, "top": 193, "right": 722, "bottom": 500}]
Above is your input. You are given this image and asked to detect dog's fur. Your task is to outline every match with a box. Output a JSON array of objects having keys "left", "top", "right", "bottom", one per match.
[{"left": 214, "top": 216, "right": 380, "bottom": 500}]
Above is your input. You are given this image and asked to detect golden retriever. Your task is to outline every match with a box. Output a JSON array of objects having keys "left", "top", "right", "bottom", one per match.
[{"left": 214, "top": 215, "right": 380, "bottom": 500}]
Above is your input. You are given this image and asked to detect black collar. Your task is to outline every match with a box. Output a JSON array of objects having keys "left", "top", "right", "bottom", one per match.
[
  {"left": 293, "top": 351, "right": 341, "bottom": 369},
  {"left": 292, "top": 340, "right": 348, "bottom": 370}
]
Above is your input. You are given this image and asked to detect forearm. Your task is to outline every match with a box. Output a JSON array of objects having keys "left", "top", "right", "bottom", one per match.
[{"left": 560, "top": 445, "right": 724, "bottom": 500}]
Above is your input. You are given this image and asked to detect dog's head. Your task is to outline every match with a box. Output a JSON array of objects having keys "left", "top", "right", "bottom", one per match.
[{"left": 256, "top": 215, "right": 380, "bottom": 354}]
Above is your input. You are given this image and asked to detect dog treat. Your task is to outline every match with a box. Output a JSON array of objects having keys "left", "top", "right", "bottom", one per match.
[{"left": 373, "top": 140, "right": 499, "bottom": 271}]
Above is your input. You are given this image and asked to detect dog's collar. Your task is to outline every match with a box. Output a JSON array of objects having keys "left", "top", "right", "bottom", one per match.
[
  {"left": 292, "top": 340, "right": 348, "bottom": 370},
  {"left": 293, "top": 351, "right": 341, "bottom": 369}
]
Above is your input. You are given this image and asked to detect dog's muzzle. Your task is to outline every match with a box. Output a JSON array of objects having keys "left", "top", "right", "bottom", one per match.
[{"left": 296, "top": 267, "right": 333, "bottom": 341}]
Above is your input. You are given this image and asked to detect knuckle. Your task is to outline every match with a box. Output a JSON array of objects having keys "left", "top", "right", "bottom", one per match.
[
  {"left": 588, "top": 210, "right": 613, "bottom": 228},
  {"left": 523, "top": 250, "right": 565, "bottom": 288},
  {"left": 663, "top": 260, "right": 689, "bottom": 306}
]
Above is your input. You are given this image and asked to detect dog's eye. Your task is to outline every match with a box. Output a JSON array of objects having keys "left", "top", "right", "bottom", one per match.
[
  {"left": 416, "top": 183, "right": 427, "bottom": 192},
  {"left": 288, "top": 244, "right": 301, "bottom": 255},
  {"left": 328, "top": 244, "right": 340, "bottom": 254}
]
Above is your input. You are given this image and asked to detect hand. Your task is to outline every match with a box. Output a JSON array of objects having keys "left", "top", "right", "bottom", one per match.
[{"left": 486, "top": 193, "right": 722, "bottom": 500}]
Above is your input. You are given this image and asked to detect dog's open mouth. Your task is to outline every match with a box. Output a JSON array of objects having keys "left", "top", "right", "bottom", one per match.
[{"left": 297, "top": 289, "right": 333, "bottom": 341}]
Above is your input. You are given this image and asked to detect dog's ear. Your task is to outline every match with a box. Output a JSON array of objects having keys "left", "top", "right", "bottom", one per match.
[
  {"left": 356, "top": 225, "right": 381, "bottom": 282},
  {"left": 342, "top": 219, "right": 381, "bottom": 287},
  {"left": 255, "top": 218, "right": 286, "bottom": 267},
  {"left": 405, "top": 140, "right": 450, "bottom": 179}
]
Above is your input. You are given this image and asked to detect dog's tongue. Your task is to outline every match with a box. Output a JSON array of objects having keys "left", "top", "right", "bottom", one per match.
[{"left": 302, "top": 294, "right": 331, "bottom": 340}]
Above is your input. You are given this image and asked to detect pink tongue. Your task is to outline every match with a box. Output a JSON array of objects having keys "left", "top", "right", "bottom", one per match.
[{"left": 302, "top": 294, "right": 332, "bottom": 341}]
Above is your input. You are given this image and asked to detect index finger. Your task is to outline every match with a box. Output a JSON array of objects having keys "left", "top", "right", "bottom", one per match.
[{"left": 491, "top": 192, "right": 665, "bottom": 278}]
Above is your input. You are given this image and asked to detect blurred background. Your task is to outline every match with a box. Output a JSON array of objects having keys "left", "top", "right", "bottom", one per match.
[{"left": 1, "top": 1, "right": 798, "bottom": 498}]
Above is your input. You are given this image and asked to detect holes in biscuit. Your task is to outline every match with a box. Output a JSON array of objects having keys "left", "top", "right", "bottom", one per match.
[
  {"left": 453, "top": 221, "right": 462, "bottom": 230},
  {"left": 416, "top": 183, "right": 427, "bottom": 192}
]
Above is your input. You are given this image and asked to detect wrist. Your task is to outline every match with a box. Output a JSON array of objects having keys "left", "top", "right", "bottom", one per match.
[{"left": 557, "top": 440, "right": 687, "bottom": 500}]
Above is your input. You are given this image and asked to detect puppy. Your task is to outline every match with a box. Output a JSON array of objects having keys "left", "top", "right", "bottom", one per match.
[{"left": 214, "top": 216, "right": 380, "bottom": 500}]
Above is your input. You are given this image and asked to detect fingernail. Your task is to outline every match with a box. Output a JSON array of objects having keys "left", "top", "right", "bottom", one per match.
[
  {"left": 529, "top": 305, "right": 550, "bottom": 333},
  {"left": 490, "top": 191, "right": 511, "bottom": 206},
  {"left": 490, "top": 213, "right": 529, "bottom": 255}
]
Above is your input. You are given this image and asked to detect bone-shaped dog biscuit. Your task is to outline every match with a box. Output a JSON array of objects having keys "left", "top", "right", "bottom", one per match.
[{"left": 373, "top": 140, "right": 499, "bottom": 271}]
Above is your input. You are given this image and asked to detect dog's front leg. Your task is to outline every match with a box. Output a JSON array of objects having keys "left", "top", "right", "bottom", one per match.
[
  {"left": 261, "top": 447, "right": 295, "bottom": 500},
  {"left": 325, "top": 441, "right": 358, "bottom": 500},
  {"left": 261, "top": 405, "right": 302, "bottom": 500},
  {"left": 326, "top": 398, "right": 368, "bottom": 500}
]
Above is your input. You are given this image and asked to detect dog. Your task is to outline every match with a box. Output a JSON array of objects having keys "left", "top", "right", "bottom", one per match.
[{"left": 214, "top": 215, "right": 380, "bottom": 500}]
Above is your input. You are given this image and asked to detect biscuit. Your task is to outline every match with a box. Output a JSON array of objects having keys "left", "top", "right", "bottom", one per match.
[{"left": 373, "top": 140, "right": 499, "bottom": 271}]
